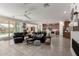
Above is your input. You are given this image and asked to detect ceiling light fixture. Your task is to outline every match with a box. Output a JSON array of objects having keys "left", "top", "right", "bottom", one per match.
[{"left": 44, "top": 3, "right": 50, "bottom": 8}]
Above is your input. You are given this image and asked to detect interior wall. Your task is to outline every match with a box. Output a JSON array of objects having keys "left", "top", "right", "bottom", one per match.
[{"left": 59, "top": 21, "right": 64, "bottom": 35}]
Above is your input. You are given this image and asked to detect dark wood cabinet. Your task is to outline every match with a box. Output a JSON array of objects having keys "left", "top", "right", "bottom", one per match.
[
  {"left": 63, "top": 21, "right": 70, "bottom": 39},
  {"left": 63, "top": 32, "right": 70, "bottom": 39}
]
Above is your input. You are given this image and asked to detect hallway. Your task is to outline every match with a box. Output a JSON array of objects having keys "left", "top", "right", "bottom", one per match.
[{"left": 0, "top": 35, "right": 72, "bottom": 56}]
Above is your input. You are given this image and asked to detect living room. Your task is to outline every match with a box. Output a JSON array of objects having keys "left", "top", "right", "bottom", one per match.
[{"left": 0, "top": 3, "right": 78, "bottom": 56}]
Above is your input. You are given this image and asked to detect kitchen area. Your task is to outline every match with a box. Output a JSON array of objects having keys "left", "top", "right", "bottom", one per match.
[{"left": 70, "top": 3, "right": 79, "bottom": 56}]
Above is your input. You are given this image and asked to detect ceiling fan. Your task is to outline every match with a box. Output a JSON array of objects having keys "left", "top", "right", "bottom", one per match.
[
  {"left": 13, "top": 8, "right": 35, "bottom": 20},
  {"left": 23, "top": 7, "right": 37, "bottom": 19}
]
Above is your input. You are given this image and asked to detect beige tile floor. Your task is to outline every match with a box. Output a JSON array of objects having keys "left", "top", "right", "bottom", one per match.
[{"left": 0, "top": 35, "right": 72, "bottom": 56}]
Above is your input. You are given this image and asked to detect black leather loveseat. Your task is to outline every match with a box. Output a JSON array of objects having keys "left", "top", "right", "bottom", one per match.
[{"left": 13, "top": 32, "right": 24, "bottom": 43}]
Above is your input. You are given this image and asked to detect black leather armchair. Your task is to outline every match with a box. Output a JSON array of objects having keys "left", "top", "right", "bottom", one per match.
[{"left": 13, "top": 32, "right": 24, "bottom": 43}]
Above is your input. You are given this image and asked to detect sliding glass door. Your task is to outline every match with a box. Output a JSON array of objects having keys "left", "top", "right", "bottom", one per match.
[
  {"left": 9, "top": 20, "right": 16, "bottom": 37},
  {"left": 0, "top": 16, "right": 38, "bottom": 39},
  {"left": 0, "top": 23, "right": 9, "bottom": 37},
  {"left": 0, "top": 18, "right": 16, "bottom": 38}
]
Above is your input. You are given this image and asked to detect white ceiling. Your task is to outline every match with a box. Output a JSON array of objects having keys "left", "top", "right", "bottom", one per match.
[{"left": 0, "top": 3, "right": 72, "bottom": 23}]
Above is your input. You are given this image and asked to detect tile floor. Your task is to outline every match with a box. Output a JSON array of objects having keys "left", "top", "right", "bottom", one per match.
[{"left": 0, "top": 35, "right": 72, "bottom": 56}]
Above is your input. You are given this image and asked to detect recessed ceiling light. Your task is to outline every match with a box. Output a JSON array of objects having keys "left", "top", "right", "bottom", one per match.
[{"left": 64, "top": 11, "right": 67, "bottom": 14}]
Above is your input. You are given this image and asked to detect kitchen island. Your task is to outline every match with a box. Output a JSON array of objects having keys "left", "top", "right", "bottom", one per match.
[{"left": 71, "top": 31, "right": 79, "bottom": 56}]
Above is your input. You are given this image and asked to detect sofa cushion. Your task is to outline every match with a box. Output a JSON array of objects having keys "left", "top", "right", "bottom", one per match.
[{"left": 14, "top": 32, "right": 24, "bottom": 37}]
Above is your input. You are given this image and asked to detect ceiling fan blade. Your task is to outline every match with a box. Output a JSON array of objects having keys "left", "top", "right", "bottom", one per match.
[
  {"left": 24, "top": 14, "right": 31, "bottom": 19},
  {"left": 24, "top": 11, "right": 32, "bottom": 15}
]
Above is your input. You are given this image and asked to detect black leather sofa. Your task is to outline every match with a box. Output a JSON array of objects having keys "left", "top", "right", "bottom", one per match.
[
  {"left": 13, "top": 31, "right": 46, "bottom": 44},
  {"left": 13, "top": 32, "right": 24, "bottom": 43},
  {"left": 33, "top": 31, "right": 47, "bottom": 43}
]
